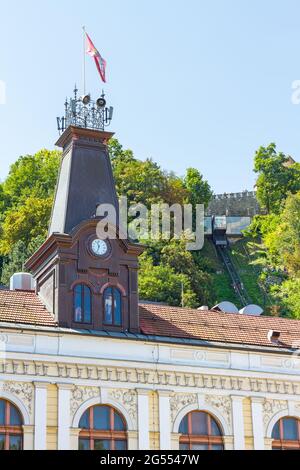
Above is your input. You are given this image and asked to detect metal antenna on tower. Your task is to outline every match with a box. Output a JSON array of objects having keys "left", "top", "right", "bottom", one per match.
[{"left": 57, "top": 89, "right": 114, "bottom": 134}]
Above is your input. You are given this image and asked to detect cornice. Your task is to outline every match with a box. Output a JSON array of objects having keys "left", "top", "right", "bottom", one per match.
[{"left": 1, "top": 359, "right": 300, "bottom": 397}]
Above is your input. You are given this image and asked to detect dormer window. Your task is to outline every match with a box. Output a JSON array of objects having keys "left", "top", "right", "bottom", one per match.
[
  {"left": 74, "top": 284, "right": 92, "bottom": 324},
  {"left": 103, "top": 287, "right": 122, "bottom": 327}
]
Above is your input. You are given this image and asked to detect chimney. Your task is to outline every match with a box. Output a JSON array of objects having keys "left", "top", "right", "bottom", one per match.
[{"left": 10, "top": 273, "right": 35, "bottom": 291}]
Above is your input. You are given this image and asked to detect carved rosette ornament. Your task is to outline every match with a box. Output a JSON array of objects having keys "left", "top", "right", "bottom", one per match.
[
  {"left": 1, "top": 381, "right": 34, "bottom": 417},
  {"left": 70, "top": 385, "right": 100, "bottom": 418},
  {"left": 263, "top": 399, "right": 288, "bottom": 431},
  {"left": 108, "top": 389, "right": 137, "bottom": 428},
  {"left": 170, "top": 393, "right": 198, "bottom": 424}
]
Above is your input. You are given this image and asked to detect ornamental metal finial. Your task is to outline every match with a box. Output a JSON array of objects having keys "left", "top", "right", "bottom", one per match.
[{"left": 57, "top": 89, "right": 114, "bottom": 134}]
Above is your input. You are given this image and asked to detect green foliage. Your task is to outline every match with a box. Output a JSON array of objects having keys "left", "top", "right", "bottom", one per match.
[
  {"left": 0, "top": 196, "right": 53, "bottom": 255},
  {"left": 254, "top": 143, "right": 300, "bottom": 214},
  {"left": 183, "top": 168, "right": 213, "bottom": 208},
  {"left": 2, "top": 149, "right": 61, "bottom": 207},
  {"left": 0, "top": 140, "right": 214, "bottom": 311},
  {"left": 0, "top": 149, "right": 61, "bottom": 280},
  {"left": 138, "top": 252, "right": 199, "bottom": 308},
  {"left": 277, "top": 278, "right": 300, "bottom": 318},
  {"left": 199, "top": 240, "right": 242, "bottom": 307},
  {"left": 247, "top": 142, "right": 300, "bottom": 317}
]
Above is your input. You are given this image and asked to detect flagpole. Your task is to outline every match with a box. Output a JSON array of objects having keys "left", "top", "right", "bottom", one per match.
[{"left": 82, "top": 26, "right": 86, "bottom": 95}]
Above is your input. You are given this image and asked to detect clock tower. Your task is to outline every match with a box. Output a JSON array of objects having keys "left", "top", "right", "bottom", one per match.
[{"left": 25, "top": 90, "right": 144, "bottom": 333}]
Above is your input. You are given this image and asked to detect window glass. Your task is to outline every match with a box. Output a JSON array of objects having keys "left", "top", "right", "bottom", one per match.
[
  {"left": 78, "top": 405, "right": 127, "bottom": 451},
  {"left": 10, "top": 406, "right": 22, "bottom": 426},
  {"left": 0, "top": 401, "right": 5, "bottom": 425},
  {"left": 272, "top": 422, "right": 280, "bottom": 440},
  {"left": 283, "top": 418, "right": 298, "bottom": 441},
  {"left": 211, "top": 418, "right": 222, "bottom": 436},
  {"left": 0, "top": 435, "right": 5, "bottom": 451},
  {"left": 179, "top": 416, "right": 188, "bottom": 434},
  {"left": 94, "top": 440, "right": 110, "bottom": 450},
  {"left": 104, "top": 289, "right": 113, "bottom": 324},
  {"left": 115, "top": 440, "right": 127, "bottom": 450},
  {"left": 179, "top": 411, "right": 223, "bottom": 451},
  {"left": 9, "top": 436, "right": 22, "bottom": 451},
  {"left": 94, "top": 406, "right": 110, "bottom": 431},
  {"left": 114, "top": 290, "right": 122, "bottom": 326},
  {"left": 79, "top": 439, "right": 90, "bottom": 450},
  {"left": 74, "top": 285, "right": 83, "bottom": 322},
  {"left": 79, "top": 411, "right": 89, "bottom": 429},
  {"left": 179, "top": 443, "right": 189, "bottom": 450},
  {"left": 192, "top": 444, "right": 209, "bottom": 450},
  {"left": 84, "top": 286, "right": 91, "bottom": 323},
  {"left": 114, "top": 411, "right": 125, "bottom": 431},
  {"left": 192, "top": 412, "right": 208, "bottom": 435}
]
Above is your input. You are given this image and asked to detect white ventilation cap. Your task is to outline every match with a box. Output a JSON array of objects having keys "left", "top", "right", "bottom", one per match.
[
  {"left": 198, "top": 306, "right": 209, "bottom": 311},
  {"left": 268, "top": 330, "right": 281, "bottom": 343},
  {"left": 10, "top": 273, "right": 35, "bottom": 292},
  {"left": 239, "top": 305, "right": 264, "bottom": 316},
  {"left": 213, "top": 301, "right": 239, "bottom": 314}
]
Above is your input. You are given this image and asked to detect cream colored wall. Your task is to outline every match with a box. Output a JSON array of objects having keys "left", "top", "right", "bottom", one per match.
[
  {"left": 47, "top": 384, "right": 58, "bottom": 450},
  {"left": 243, "top": 398, "right": 254, "bottom": 450},
  {"left": 148, "top": 391, "right": 160, "bottom": 450}
]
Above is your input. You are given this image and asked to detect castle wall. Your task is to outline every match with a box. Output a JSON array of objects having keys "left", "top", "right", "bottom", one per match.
[{"left": 207, "top": 191, "right": 262, "bottom": 217}]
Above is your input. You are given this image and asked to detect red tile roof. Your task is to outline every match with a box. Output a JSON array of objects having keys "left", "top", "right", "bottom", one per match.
[
  {"left": 0, "top": 290, "right": 300, "bottom": 349},
  {"left": 139, "top": 303, "right": 300, "bottom": 349},
  {"left": 0, "top": 290, "right": 56, "bottom": 327}
]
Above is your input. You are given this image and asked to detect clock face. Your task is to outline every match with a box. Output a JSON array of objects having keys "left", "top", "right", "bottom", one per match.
[{"left": 91, "top": 239, "right": 108, "bottom": 257}]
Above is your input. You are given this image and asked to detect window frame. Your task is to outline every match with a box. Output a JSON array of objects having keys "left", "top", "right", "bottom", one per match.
[
  {"left": 103, "top": 287, "right": 122, "bottom": 327},
  {"left": 0, "top": 400, "right": 23, "bottom": 451},
  {"left": 179, "top": 411, "right": 224, "bottom": 451},
  {"left": 272, "top": 417, "right": 300, "bottom": 450},
  {"left": 73, "top": 284, "right": 92, "bottom": 325},
  {"left": 78, "top": 405, "right": 127, "bottom": 451}
]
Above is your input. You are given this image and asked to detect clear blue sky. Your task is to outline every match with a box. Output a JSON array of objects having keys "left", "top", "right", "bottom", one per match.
[{"left": 1, "top": 0, "right": 300, "bottom": 192}]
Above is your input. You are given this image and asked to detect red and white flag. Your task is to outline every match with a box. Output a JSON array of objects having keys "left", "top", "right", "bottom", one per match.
[{"left": 85, "top": 32, "right": 107, "bottom": 83}]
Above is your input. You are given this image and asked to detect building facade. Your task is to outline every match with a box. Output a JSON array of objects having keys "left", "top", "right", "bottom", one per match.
[{"left": 1, "top": 110, "right": 300, "bottom": 451}]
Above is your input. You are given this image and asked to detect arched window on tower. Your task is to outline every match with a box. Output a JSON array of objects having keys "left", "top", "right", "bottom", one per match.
[
  {"left": 74, "top": 284, "right": 92, "bottom": 324},
  {"left": 179, "top": 411, "right": 224, "bottom": 450},
  {"left": 272, "top": 417, "right": 300, "bottom": 450},
  {"left": 78, "top": 405, "right": 127, "bottom": 450},
  {"left": 0, "top": 399, "right": 23, "bottom": 450},
  {"left": 103, "top": 287, "right": 122, "bottom": 326}
]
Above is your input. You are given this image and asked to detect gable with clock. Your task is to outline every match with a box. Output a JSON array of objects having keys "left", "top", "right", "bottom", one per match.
[{"left": 26, "top": 125, "right": 144, "bottom": 334}]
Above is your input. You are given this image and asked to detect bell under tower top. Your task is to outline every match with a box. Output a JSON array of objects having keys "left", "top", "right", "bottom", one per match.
[{"left": 49, "top": 89, "right": 117, "bottom": 236}]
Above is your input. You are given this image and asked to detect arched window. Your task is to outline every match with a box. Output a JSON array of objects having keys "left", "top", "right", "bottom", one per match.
[
  {"left": 272, "top": 417, "right": 300, "bottom": 450},
  {"left": 179, "top": 411, "right": 224, "bottom": 450},
  {"left": 74, "top": 284, "right": 92, "bottom": 324},
  {"left": 78, "top": 405, "right": 127, "bottom": 450},
  {"left": 103, "top": 287, "right": 122, "bottom": 326},
  {"left": 0, "top": 399, "right": 23, "bottom": 451}
]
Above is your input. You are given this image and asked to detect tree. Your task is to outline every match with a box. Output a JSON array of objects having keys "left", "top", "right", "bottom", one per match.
[
  {"left": 254, "top": 143, "right": 300, "bottom": 214},
  {"left": 0, "top": 149, "right": 60, "bottom": 280},
  {"left": 183, "top": 168, "right": 213, "bottom": 208},
  {"left": 0, "top": 196, "right": 53, "bottom": 255},
  {"left": 0, "top": 236, "right": 45, "bottom": 285},
  {"left": 138, "top": 253, "right": 198, "bottom": 308},
  {"left": 265, "top": 192, "right": 300, "bottom": 277},
  {"left": 2, "top": 149, "right": 61, "bottom": 207},
  {"left": 278, "top": 278, "right": 300, "bottom": 318}
]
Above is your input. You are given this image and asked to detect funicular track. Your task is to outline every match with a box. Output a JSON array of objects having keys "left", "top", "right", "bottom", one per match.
[{"left": 216, "top": 245, "right": 251, "bottom": 307}]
